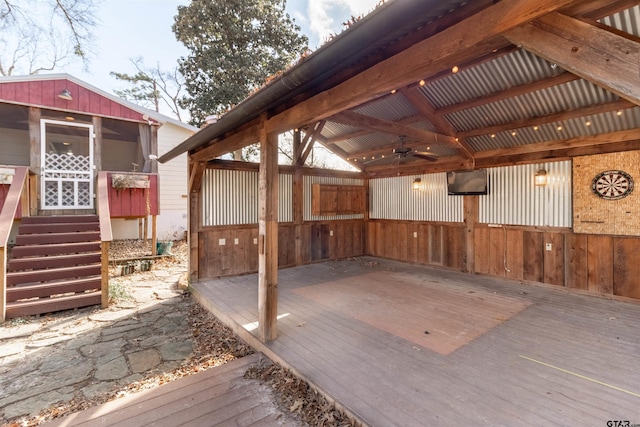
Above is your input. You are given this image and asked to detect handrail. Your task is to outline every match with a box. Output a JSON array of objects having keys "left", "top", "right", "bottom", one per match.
[
  {"left": 96, "top": 171, "right": 113, "bottom": 243},
  {"left": 1, "top": 166, "right": 29, "bottom": 322},
  {"left": 97, "top": 171, "right": 113, "bottom": 309}
]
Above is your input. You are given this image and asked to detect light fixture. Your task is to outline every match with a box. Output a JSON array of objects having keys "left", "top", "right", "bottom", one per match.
[
  {"left": 58, "top": 89, "right": 72, "bottom": 100},
  {"left": 419, "top": 79, "right": 426, "bottom": 86},
  {"left": 534, "top": 169, "right": 548, "bottom": 186},
  {"left": 533, "top": 126, "right": 539, "bottom": 131},
  {"left": 511, "top": 131, "right": 517, "bottom": 136},
  {"left": 585, "top": 120, "right": 592, "bottom": 127},
  {"left": 617, "top": 110, "right": 623, "bottom": 116},
  {"left": 390, "top": 89, "right": 397, "bottom": 94},
  {"left": 451, "top": 65, "right": 459, "bottom": 73},
  {"left": 556, "top": 125, "right": 563, "bottom": 131},
  {"left": 413, "top": 177, "right": 422, "bottom": 191}
]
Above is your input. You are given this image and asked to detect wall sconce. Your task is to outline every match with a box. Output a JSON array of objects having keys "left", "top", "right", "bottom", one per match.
[
  {"left": 534, "top": 169, "right": 548, "bottom": 186},
  {"left": 413, "top": 177, "right": 422, "bottom": 191},
  {"left": 58, "top": 89, "right": 72, "bottom": 100}
]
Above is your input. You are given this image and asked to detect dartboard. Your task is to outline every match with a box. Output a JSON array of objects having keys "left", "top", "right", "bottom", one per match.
[{"left": 591, "top": 170, "right": 634, "bottom": 200}]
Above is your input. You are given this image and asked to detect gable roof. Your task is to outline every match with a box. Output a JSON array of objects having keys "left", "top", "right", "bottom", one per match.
[
  {"left": 0, "top": 73, "right": 197, "bottom": 132},
  {"left": 160, "top": 0, "right": 640, "bottom": 177}
]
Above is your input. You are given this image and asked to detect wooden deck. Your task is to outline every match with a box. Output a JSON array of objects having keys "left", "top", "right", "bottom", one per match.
[
  {"left": 45, "top": 353, "right": 300, "bottom": 427},
  {"left": 192, "top": 257, "right": 640, "bottom": 427}
]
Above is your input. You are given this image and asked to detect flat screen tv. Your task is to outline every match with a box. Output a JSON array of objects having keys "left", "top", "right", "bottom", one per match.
[{"left": 447, "top": 170, "right": 488, "bottom": 195}]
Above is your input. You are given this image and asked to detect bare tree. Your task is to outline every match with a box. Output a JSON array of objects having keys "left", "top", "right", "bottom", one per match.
[
  {"left": 0, "top": 0, "right": 97, "bottom": 75},
  {"left": 110, "top": 57, "right": 185, "bottom": 122}
]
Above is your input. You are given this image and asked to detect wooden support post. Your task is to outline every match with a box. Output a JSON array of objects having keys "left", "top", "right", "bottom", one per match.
[
  {"left": 292, "top": 130, "right": 304, "bottom": 266},
  {"left": 464, "top": 195, "right": 478, "bottom": 274},
  {"left": 151, "top": 215, "right": 157, "bottom": 256},
  {"left": 188, "top": 160, "right": 204, "bottom": 283},
  {"left": 258, "top": 117, "right": 279, "bottom": 342},
  {"left": 101, "top": 241, "right": 110, "bottom": 308}
]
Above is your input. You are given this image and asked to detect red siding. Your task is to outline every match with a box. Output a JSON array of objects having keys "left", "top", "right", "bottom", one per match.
[
  {"left": 107, "top": 174, "right": 159, "bottom": 218},
  {"left": 0, "top": 78, "right": 149, "bottom": 122}
]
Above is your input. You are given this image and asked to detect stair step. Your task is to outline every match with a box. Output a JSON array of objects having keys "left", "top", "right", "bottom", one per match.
[
  {"left": 7, "top": 264, "right": 102, "bottom": 286},
  {"left": 11, "top": 242, "right": 102, "bottom": 258},
  {"left": 7, "top": 252, "right": 102, "bottom": 272},
  {"left": 18, "top": 222, "right": 99, "bottom": 235},
  {"left": 6, "top": 277, "right": 101, "bottom": 301},
  {"left": 5, "top": 291, "right": 102, "bottom": 319},
  {"left": 21, "top": 215, "right": 98, "bottom": 224},
  {"left": 15, "top": 231, "right": 100, "bottom": 246}
]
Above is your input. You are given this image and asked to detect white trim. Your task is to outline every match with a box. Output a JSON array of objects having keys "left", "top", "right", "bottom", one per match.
[{"left": 40, "top": 119, "right": 95, "bottom": 210}]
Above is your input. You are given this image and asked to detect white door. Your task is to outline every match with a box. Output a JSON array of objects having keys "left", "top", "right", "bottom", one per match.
[{"left": 40, "top": 119, "right": 94, "bottom": 210}]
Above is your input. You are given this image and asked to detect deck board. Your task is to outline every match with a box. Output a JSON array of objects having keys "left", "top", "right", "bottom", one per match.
[
  {"left": 44, "top": 353, "right": 300, "bottom": 427},
  {"left": 192, "top": 256, "right": 640, "bottom": 427}
]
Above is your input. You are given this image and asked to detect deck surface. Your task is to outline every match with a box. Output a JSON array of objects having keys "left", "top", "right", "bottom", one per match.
[
  {"left": 192, "top": 257, "right": 640, "bottom": 427},
  {"left": 44, "top": 353, "right": 300, "bottom": 427}
]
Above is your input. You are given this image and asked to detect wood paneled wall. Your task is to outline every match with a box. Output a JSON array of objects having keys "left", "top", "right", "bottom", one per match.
[
  {"left": 368, "top": 220, "right": 640, "bottom": 300},
  {"left": 198, "top": 220, "right": 365, "bottom": 278},
  {"left": 366, "top": 220, "right": 466, "bottom": 270}
]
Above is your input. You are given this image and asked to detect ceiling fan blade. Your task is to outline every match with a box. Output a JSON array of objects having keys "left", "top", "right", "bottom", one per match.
[{"left": 411, "top": 151, "right": 439, "bottom": 162}]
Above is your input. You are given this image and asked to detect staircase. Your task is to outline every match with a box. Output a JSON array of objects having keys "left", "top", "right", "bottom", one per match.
[{"left": 5, "top": 215, "right": 103, "bottom": 319}]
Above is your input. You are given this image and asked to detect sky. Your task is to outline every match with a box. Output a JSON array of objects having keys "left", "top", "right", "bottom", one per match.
[{"left": 62, "top": 0, "right": 382, "bottom": 118}]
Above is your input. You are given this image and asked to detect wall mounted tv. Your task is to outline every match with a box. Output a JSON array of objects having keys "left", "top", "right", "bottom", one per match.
[{"left": 446, "top": 170, "right": 488, "bottom": 195}]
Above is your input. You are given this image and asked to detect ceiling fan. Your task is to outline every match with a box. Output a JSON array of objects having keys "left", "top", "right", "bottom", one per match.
[{"left": 390, "top": 135, "right": 438, "bottom": 162}]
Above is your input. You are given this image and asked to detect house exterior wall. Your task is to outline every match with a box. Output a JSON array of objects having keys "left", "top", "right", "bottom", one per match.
[{"left": 156, "top": 122, "right": 191, "bottom": 240}]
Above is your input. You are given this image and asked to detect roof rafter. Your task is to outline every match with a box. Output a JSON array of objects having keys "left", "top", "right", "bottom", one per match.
[
  {"left": 330, "top": 110, "right": 457, "bottom": 147},
  {"left": 504, "top": 12, "right": 640, "bottom": 106},
  {"left": 458, "top": 99, "right": 635, "bottom": 139}
]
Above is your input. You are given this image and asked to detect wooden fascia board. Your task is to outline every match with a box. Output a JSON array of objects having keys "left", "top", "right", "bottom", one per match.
[
  {"left": 504, "top": 12, "right": 640, "bottom": 106},
  {"left": 190, "top": 124, "right": 260, "bottom": 162},
  {"left": 331, "top": 110, "right": 457, "bottom": 147},
  {"left": 266, "top": 0, "right": 581, "bottom": 134}
]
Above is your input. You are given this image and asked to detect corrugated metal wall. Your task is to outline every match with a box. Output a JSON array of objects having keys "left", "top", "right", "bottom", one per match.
[
  {"left": 370, "top": 173, "right": 463, "bottom": 222},
  {"left": 303, "top": 175, "right": 365, "bottom": 221},
  {"left": 201, "top": 168, "right": 292, "bottom": 226},
  {"left": 479, "top": 161, "right": 572, "bottom": 227}
]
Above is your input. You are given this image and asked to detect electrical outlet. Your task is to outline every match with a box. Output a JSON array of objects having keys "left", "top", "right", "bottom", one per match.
[
  {"left": 219, "top": 238, "right": 226, "bottom": 246},
  {"left": 253, "top": 238, "right": 258, "bottom": 244},
  {"left": 330, "top": 230, "right": 333, "bottom": 236},
  {"left": 413, "top": 232, "right": 418, "bottom": 238},
  {"left": 234, "top": 238, "right": 239, "bottom": 245},
  {"left": 545, "top": 243, "right": 552, "bottom": 251}
]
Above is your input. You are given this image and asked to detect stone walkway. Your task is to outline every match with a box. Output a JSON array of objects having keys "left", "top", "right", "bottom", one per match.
[{"left": 0, "top": 259, "right": 193, "bottom": 424}]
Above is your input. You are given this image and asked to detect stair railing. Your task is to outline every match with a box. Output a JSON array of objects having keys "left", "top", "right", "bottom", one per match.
[
  {"left": 0, "top": 166, "right": 30, "bottom": 323},
  {"left": 96, "top": 172, "right": 113, "bottom": 309}
]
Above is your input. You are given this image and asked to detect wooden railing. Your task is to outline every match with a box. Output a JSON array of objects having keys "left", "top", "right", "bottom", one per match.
[
  {"left": 0, "top": 166, "right": 30, "bottom": 322},
  {"left": 96, "top": 172, "right": 113, "bottom": 309}
]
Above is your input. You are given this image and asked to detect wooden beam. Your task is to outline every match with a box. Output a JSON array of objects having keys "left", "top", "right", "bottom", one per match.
[
  {"left": 258, "top": 116, "right": 279, "bottom": 342},
  {"left": 399, "top": 87, "right": 475, "bottom": 159},
  {"left": 562, "top": 0, "right": 639, "bottom": 20},
  {"left": 207, "top": 159, "right": 367, "bottom": 178},
  {"left": 366, "top": 157, "right": 475, "bottom": 177},
  {"left": 505, "top": 12, "right": 640, "bottom": 106},
  {"left": 324, "top": 114, "right": 424, "bottom": 145},
  {"left": 188, "top": 161, "right": 206, "bottom": 194},
  {"left": 474, "top": 128, "right": 640, "bottom": 161},
  {"left": 331, "top": 110, "right": 457, "bottom": 147},
  {"left": 433, "top": 72, "right": 580, "bottom": 116},
  {"left": 191, "top": 124, "right": 260, "bottom": 162},
  {"left": 299, "top": 121, "right": 325, "bottom": 166},
  {"left": 266, "top": 0, "right": 581, "bottom": 134},
  {"left": 458, "top": 99, "right": 635, "bottom": 139}
]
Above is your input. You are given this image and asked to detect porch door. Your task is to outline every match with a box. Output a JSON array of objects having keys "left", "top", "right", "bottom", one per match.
[{"left": 40, "top": 119, "right": 94, "bottom": 210}]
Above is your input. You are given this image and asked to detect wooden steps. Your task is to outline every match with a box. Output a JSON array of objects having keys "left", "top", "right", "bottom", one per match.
[{"left": 5, "top": 215, "right": 103, "bottom": 319}]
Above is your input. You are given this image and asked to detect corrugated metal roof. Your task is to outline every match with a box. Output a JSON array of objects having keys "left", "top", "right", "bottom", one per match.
[
  {"left": 444, "top": 77, "right": 620, "bottom": 132},
  {"left": 353, "top": 96, "right": 418, "bottom": 122},
  {"left": 600, "top": 4, "right": 640, "bottom": 35},
  {"left": 467, "top": 107, "right": 640, "bottom": 151}
]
